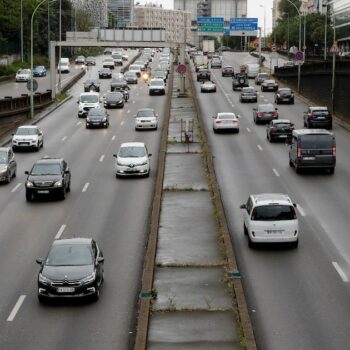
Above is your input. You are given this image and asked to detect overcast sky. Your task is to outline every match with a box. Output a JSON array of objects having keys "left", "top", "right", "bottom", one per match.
[{"left": 135, "top": 0, "right": 273, "bottom": 34}]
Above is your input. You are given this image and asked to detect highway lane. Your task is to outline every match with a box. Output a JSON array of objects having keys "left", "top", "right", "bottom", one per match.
[
  {"left": 193, "top": 53, "right": 350, "bottom": 350},
  {"left": 0, "top": 50, "right": 166, "bottom": 349}
]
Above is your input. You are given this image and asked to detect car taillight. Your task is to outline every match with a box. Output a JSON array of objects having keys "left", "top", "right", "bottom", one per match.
[
  {"left": 257, "top": 112, "right": 264, "bottom": 117},
  {"left": 332, "top": 146, "right": 336, "bottom": 157},
  {"left": 232, "top": 120, "right": 238, "bottom": 124},
  {"left": 297, "top": 147, "right": 302, "bottom": 159},
  {"left": 271, "top": 128, "right": 277, "bottom": 132},
  {"left": 216, "top": 120, "right": 222, "bottom": 124}
]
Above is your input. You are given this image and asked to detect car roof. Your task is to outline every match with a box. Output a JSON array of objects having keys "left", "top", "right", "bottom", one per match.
[
  {"left": 272, "top": 119, "right": 291, "bottom": 123},
  {"left": 292, "top": 129, "right": 334, "bottom": 136},
  {"left": 120, "top": 142, "right": 146, "bottom": 148},
  {"left": 309, "top": 106, "right": 328, "bottom": 111},
  {"left": 137, "top": 108, "right": 154, "bottom": 112},
  {"left": 80, "top": 92, "right": 99, "bottom": 96},
  {"left": 251, "top": 193, "right": 293, "bottom": 206},
  {"left": 35, "top": 157, "right": 63, "bottom": 164},
  {"left": 53, "top": 238, "right": 92, "bottom": 246},
  {"left": 18, "top": 125, "right": 39, "bottom": 129}
]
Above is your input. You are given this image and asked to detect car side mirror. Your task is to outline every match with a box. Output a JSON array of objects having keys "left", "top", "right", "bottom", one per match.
[
  {"left": 253, "top": 108, "right": 257, "bottom": 111},
  {"left": 293, "top": 203, "right": 297, "bottom": 208},
  {"left": 237, "top": 115, "right": 241, "bottom": 119},
  {"left": 77, "top": 100, "right": 79, "bottom": 104},
  {"left": 36, "top": 258, "right": 43, "bottom": 265},
  {"left": 113, "top": 154, "right": 117, "bottom": 158},
  {"left": 240, "top": 204, "right": 246, "bottom": 209},
  {"left": 148, "top": 153, "right": 152, "bottom": 157},
  {"left": 25, "top": 171, "right": 29, "bottom": 175},
  {"left": 12, "top": 132, "right": 14, "bottom": 136},
  {"left": 64, "top": 170, "right": 70, "bottom": 174},
  {"left": 275, "top": 108, "right": 278, "bottom": 110},
  {"left": 156, "top": 114, "right": 159, "bottom": 117}
]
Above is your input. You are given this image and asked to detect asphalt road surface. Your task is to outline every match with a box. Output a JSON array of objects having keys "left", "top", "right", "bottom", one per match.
[
  {"left": 0, "top": 50, "right": 167, "bottom": 349},
  {"left": 193, "top": 51, "right": 350, "bottom": 350}
]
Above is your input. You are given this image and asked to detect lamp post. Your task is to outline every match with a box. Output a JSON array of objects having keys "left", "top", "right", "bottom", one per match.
[
  {"left": 260, "top": 4, "right": 266, "bottom": 48},
  {"left": 323, "top": 2, "right": 328, "bottom": 60},
  {"left": 20, "top": 0, "right": 24, "bottom": 62},
  {"left": 258, "top": 26, "right": 262, "bottom": 66},
  {"left": 331, "top": 12, "right": 336, "bottom": 113},
  {"left": 58, "top": 0, "right": 62, "bottom": 93}
]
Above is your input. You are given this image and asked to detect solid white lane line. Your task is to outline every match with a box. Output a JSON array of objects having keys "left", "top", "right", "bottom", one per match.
[
  {"left": 112, "top": 135, "right": 116, "bottom": 141},
  {"left": 332, "top": 262, "right": 349, "bottom": 282},
  {"left": 77, "top": 121, "right": 82, "bottom": 126},
  {"left": 257, "top": 144, "right": 263, "bottom": 151},
  {"left": 297, "top": 204, "right": 306, "bottom": 217},
  {"left": 11, "top": 183, "right": 22, "bottom": 193},
  {"left": 82, "top": 182, "right": 89, "bottom": 192},
  {"left": 61, "top": 136, "right": 67, "bottom": 141},
  {"left": 121, "top": 121, "right": 124, "bottom": 125},
  {"left": 99, "top": 154, "right": 105, "bottom": 162},
  {"left": 55, "top": 224, "right": 66, "bottom": 240},
  {"left": 7, "top": 295, "right": 26, "bottom": 322},
  {"left": 246, "top": 127, "right": 251, "bottom": 133},
  {"left": 272, "top": 168, "right": 280, "bottom": 177}
]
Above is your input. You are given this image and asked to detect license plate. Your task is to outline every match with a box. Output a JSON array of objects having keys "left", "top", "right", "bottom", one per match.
[
  {"left": 266, "top": 230, "right": 284, "bottom": 234},
  {"left": 278, "top": 135, "right": 287, "bottom": 138},
  {"left": 283, "top": 98, "right": 289, "bottom": 101},
  {"left": 303, "top": 156, "right": 315, "bottom": 160},
  {"left": 57, "top": 287, "right": 75, "bottom": 293},
  {"left": 20, "top": 142, "right": 29, "bottom": 146},
  {"left": 37, "top": 190, "right": 49, "bottom": 194},
  {"left": 224, "top": 120, "right": 232, "bottom": 124},
  {"left": 317, "top": 117, "right": 326, "bottom": 119}
]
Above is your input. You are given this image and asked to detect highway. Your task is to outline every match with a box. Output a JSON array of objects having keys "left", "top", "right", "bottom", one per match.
[
  {"left": 0, "top": 50, "right": 167, "bottom": 349},
  {"left": 192, "top": 51, "right": 350, "bottom": 350}
]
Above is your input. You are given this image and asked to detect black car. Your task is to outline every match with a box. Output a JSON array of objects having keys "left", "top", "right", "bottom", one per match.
[
  {"left": 98, "top": 68, "right": 112, "bottom": 79},
  {"left": 33, "top": 65, "right": 47, "bottom": 77},
  {"left": 303, "top": 106, "right": 332, "bottom": 129},
  {"left": 197, "top": 68, "right": 211, "bottom": 81},
  {"left": 221, "top": 65, "right": 234, "bottom": 77},
  {"left": 275, "top": 88, "right": 294, "bottom": 104},
  {"left": 124, "top": 71, "right": 138, "bottom": 84},
  {"left": 25, "top": 157, "right": 71, "bottom": 201},
  {"left": 103, "top": 92, "right": 124, "bottom": 109},
  {"left": 253, "top": 104, "right": 279, "bottom": 124},
  {"left": 110, "top": 77, "right": 129, "bottom": 92},
  {"left": 83, "top": 79, "right": 101, "bottom": 92},
  {"left": 232, "top": 73, "right": 249, "bottom": 90},
  {"left": 266, "top": 119, "right": 294, "bottom": 142},
  {"left": 36, "top": 238, "right": 104, "bottom": 302},
  {"left": 86, "top": 108, "right": 109, "bottom": 128},
  {"left": 85, "top": 57, "right": 96, "bottom": 66}
]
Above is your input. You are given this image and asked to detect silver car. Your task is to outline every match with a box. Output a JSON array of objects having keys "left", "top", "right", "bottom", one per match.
[
  {"left": 135, "top": 108, "right": 158, "bottom": 130},
  {"left": 201, "top": 81, "right": 216, "bottom": 93},
  {"left": 212, "top": 112, "right": 240, "bottom": 133},
  {"left": 0, "top": 147, "right": 17, "bottom": 183}
]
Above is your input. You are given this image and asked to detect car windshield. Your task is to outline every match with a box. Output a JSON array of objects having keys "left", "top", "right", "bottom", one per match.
[
  {"left": 300, "top": 135, "right": 333, "bottom": 148},
  {"left": 31, "top": 163, "right": 61, "bottom": 175},
  {"left": 0, "top": 151, "right": 7, "bottom": 164},
  {"left": 107, "top": 92, "right": 122, "bottom": 99},
  {"left": 19, "top": 69, "right": 30, "bottom": 74},
  {"left": 16, "top": 128, "right": 38, "bottom": 135},
  {"left": 266, "top": 80, "right": 275, "bottom": 84},
  {"left": 259, "top": 105, "right": 274, "bottom": 112},
  {"left": 218, "top": 114, "right": 235, "bottom": 120},
  {"left": 112, "top": 78, "right": 125, "bottom": 84},
  {"left": 312, "top": 110, "right": 329, "bottom": 115},
  {"left": 112, "top": 54, "right": 122, "bottom": 59},
  {"left": 45, "top": 244, "right": 93, "bottom": 266},
  {"left": 274, "top": 123, "right": 291, "bottom": 128},
  {"left": 150, "top": 81, "right": 163, "bottom": 86},
  {"left": 259, "top": 73, "right": 269, "bottom": 78},
  {"left": 85, "top": 80, "right": 97, "bottom": 85},
  {"left": 129, "top": 65, "right": 140, "bottom": 70},
  {"left": 34, "top": 66, "right": 44, "bottom": 70},
  {"left": 119, "top": 146, "right": 146, "bottom": 158},
  {"left": 80, "top": 95, "right": 98, "bottom": 103},
  {"left": 137, "top": 110, "right": 155, "bottom": 118},
  {"left": 279, "top": 89, "right": 291, "bottom": 93},
  {"left": 252, "top": 205, "right": 296, "bottom": 221},
  {"left": 243, "top": 88, "right": 255, "bottom": 93},
  {"left": 88, "top": 109, "right": 105, "bottom": 116},
  {"left": 125, "top": 72, "right": 136, "bottom": 77}
]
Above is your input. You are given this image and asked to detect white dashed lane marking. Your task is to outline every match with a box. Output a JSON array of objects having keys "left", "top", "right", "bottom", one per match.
[
  {"left": 272, "top": 168, "right": 280, "bottom": 177},
  {"left": 257, "top": 144, "right": 263, "bottom": 151},
  {"left": 332, "top": 262, "right": 349, "bottom": 282},
  {"left": 7, "top": 295, "right": 26, "bottom": 322},
  {"left": 11, "top": 183, "right": 21, "bottom": 193},
  {"left": 82, "top": 183, "right": 89, "bottom": 192},
  {"left": 55, "top": 224, "right": 66, "bottom": 239},
  {"left": 112, "top": 135, "right": 116, "bottom": 141},
  {"left": 99, "top": 155, "right": 105, "bottom": 162},
  {"left": 61, "top": 136, "right": 67, "bottom": 141},
  {"left": 121, "top": 121, "right": 124, "bottom": 126},
  {"left": 246, "top": 128, "right": 251, "bottom": 133},
  {"left": 76, "top": 121, "right": 82, "bottom": 126}
]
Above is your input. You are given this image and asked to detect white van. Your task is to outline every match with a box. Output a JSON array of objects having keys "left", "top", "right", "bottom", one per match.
[
  {"left": 246, "top": 63, "right": 260, "bottom": 78},
  {"left": 77, "top": 92, "right": 100, "bottom": 118},
  {"left": 57, "top": 58, "right": 70, "bottom": 73}
]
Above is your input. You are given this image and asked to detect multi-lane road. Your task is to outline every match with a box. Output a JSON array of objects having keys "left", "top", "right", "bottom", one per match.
[
  {"left": 0, "top": 50, "right": 167, "bottom": 349},
  {"left": 192, "top": 52, "right": 350, "bottom": 350}
]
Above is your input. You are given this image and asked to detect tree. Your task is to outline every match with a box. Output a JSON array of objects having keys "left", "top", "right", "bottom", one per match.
[{"left": 278, "top": 0, "right": 301, "bottom": 18}]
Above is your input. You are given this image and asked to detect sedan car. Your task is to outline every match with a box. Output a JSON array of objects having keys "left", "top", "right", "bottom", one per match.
[
  {"left": 253, "top": 104, "right": 279, "bottom": 124},
  {"left": 83, "top": 79, "right": 101, "bottom": 92},
  {"left": 113, "top": 142, "right": 152, "bottom": 178},
  {"left": 201, "top": 80, "right": 216, "bottom": 93},
  {"left": 12, "top": 125, "right": 43, "bottom": 151},
  {"left": 98, "top": 68, "right": 112, "bottom": 79},
  {"left": 212, "top": 112, "right": 240, "bottom": 133},
  {"left": 25, "top": 157, "right": 71, "bottom": 201},
  {"left": 15, "top": 69, "right": 31, "bottom": 82},
  {"left": 86, "top": 108, "right": 109, "bottom": 128},
  {"left": 255, "top": 72, "right": 269, "bottom": 85},
  {"left": 211, "top": 58, "right": 222, "bottom": 68},
  {"left": 0, "top": 147, "right": 17, "bottom": 183},
  {"left": 103, "top": 92, "right": 124, "bottom": 109},
  {"left": 110, "top": 77, "right": 129, "bottom": 92},
  {"left": 261, "top": 79, "right": 279, "bottom": 92},
  {"left": 102, "top": 58, "right": 115, "bottom": 69},
  {"left": 75, "top": 55, "right": 86, "bottom": 64},
  {"left": 124, "top": 71, "right": 138, "bottom": 84},
  {"left": 240, "top": 87, "right": 258, "bottom": 103},
  {"left": 134, "top": 108, "right": 158, "bottom": 130},
  {"left": 221, "top": 65, "right": 234, "bottom": 77},
  {"left": 303, "top": 106, "right": 332, "bottom": 129},
  {"left": 275, "top": 88, "right": 294, "bottom": 104},
  {"left": 36, "top": 238, "right": 104, "bottom": 302},
  {"left": 197, "top": 68, "right": 211, "bottom": 81},
  {"left": 85, "top": 56, "right": 96, "bottom": 66},
  {"left": 33, "top": 65, "right": 46, "bottom": 77},
  {"left": 266, "top": 119, "right": 294, "bottom": 142}
]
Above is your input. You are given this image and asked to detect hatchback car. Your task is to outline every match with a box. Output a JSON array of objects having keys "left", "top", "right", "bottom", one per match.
[
  {"left": 124, "top": 71, "right": 138, "bottom": 84},
  {"left": 275, "top": 88, "right": 294, "bottom": 104},
  {"left": 12, "top": 126, "right": 44, "bottom": 151},
  {"left": 102, "top": 58, "right": 115, "bottom": 69},
  {"left": 253, "top": 104, "right": 279, "bottom": 124},
  {"left": 36, "top": 238, "right": 104, "bottom": 302},
  {"left": 240, "top": 193, "right": 299, "bottom": 248},
  {"left": 25, "top": 157, "right": 71, "bottom": 201},
  {"left": 85, "top": 57, "right": 96, "bottom": 66},
  {"left": 255, "top": 72, "right": 269, "bottom": 85},
  {"left": 261, "top": 79, "right": 279, "bottom": 92},
  {"left": 110, "top": 77, "right": 129, "bottom": 92},
  {"left": 201, "top": 81, "right": 216, "bottom": 93},
  {"left": 212, "top": 112, "right": 240, "bottom": 133},
  {"left": 240, "top": 87, "right": 258, "bottom": 103},
  {"left": 113, "top": 142, "right": 152, "bottom": 177},
  {"left": 266, "top": 119, "right": 294, "bottom": 142},
  {"left": 103, "top": 92, "right": 124, "bottom": 109},
  {"left": 75, "top": 55, "right": 86, "bottom": 64},
  {"left": 83, "top": 79, "right": 101, "bottom": 92},
  {"left": 221, "top": 65, "right": 234, "bottom": 77},
  {"left": 15, "top": 69, "right": 31, "bottom": 82},
  {"left": 303, "top": 106, "right": 332, "bottom": 129},
  {"left": 98, "top": 68, "right": 112, "bottom": 79},
  {"left": 232, "top": 73, "right": 249, "bottom": 90},
  {"left": 128, "top": 64, "right": 142, "bottom": 77},
  {"left": 0, "top": 147, "right": 17, "bottom": 183},
  {"left": 149, "top": 78, "right": 166, "bottom": 95},
  {"left": 134, "top": 108, "right": 158, "bottom": 130},
  {"left": 86, "top": 108, "right": 109, "bottom": 128},
  {"left": 211, "top": 58, "right": 222, "bottom": 68},
  {"left": 197, "top": 68, "right": 211, "bottom": 81},
  {"left": 33, "top": 65, "right": 46, "bottom": 77}
]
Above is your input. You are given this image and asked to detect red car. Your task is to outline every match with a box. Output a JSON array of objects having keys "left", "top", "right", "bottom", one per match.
[{"left": 261, "top": 79, "right": 279, "bottom": 92}]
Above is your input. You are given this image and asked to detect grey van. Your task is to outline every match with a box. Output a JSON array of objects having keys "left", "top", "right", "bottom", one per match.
[{"left": 288, "top": 129, "right": 336, "bottom": 174}]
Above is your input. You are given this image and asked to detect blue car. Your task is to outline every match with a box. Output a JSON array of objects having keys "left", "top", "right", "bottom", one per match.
[{"left": 33, "top": 65, "right": 46, "bottom": 77}]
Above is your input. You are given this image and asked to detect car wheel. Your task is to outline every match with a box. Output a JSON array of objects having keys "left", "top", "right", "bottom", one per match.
[
  {"left": 213, "top": 128, "right": 217, "bottom": 134},
  {"left": 26, "top": 191, "right": 33, "bottom": 202},
  {"left": 61, "top": 187, "right": 66, "bottom": 200},
  {"left": 295, "top": 165, "right": 301, "bottom": 174},
  {"left": 41, "top": 139, "right": 44, "bottom": 148},
  {"left": 291, "top": 240, "right": 299, "bottom": 248},
  {"left": 66, "top": 180, "right": 71, "bottom": 193},
  {"left": 291, "top": 99, "right": 294, "bottom": 105},
  {"left": 38, "top": 294, "right": 47, "bottom": 304},
  {"left": 106, "top": 122, "right": 109, "bottom": 128},
  {"left": 248, "top": 236, "right": 255, "bottom": 248},
  {"left": 13, "top": 168, "right": 16, "bottom": 178},
  {"left": 275, "top": 99, "right": 279, "bottom": 104},
  {"left": 92, "top": 286, "right": 100, "bottom": 301},
  {"left": 35, "top": 143, "right": 40, "bottom": 152},
  {"left": 6, "top": 171, "right": 11, "bottom": 183},
  {"left": 289, "top": 158, "right": 294, "bottom": 167},
  {"left": 328, "top": 167, "right": 335, "bottom": 174},
  {"left": 244, "top": 224, "right": 248, "bottom": 235},
  {"left": 145, "top": 170, "right": 150, "bottom": 178}
]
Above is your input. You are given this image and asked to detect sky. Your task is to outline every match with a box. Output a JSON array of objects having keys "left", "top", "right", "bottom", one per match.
[{"left": 135, "top": 0, "right": 273, "bottom": 34}]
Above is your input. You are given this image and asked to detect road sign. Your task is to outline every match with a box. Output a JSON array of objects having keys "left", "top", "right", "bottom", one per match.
[
  {"left": 197, "top": 17, "right": 224, "bottom": 35},
  {"left": 176, "top": 64, "right": 186, "bottom": 75},
  {"left": 330, "top": 41, "right": 340, "bottom": 53},
  {"left": 26, "top": 79, "right": 38, "bottom": 92},
  {"left": 295, "top": 51, "right": 304, "bottom": 61},
  {"left": 223, "top": 27, "right": 230, "bottom": 36},
  {"left": 229, "top": 18, "right": 258, "bottom": 31}
]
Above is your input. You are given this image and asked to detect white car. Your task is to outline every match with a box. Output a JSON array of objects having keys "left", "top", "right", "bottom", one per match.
[
  {"left": 12, "top": 126, "right": 43, "bottom": 151},
  {"left": 212, "top": 112, "right": 240, "bottom": 133},
  {"left": 128, "top": 64, "right": 142, "bottom": 77},
  {"left": 134, "top": 108, "right": 158, "bottom": 130},
  {"left": 102, "top": 58, "right": 115, "bottom": 69},
  {"left": 16, "top": 69, "right": 31, "bottom": 82},
  {"left": 57, "top": 62, "right": 70, "bottom": 73},
  {"left": 149, "top": 78, "right": 166, "bottom": 95},
  {"left": 240, "top": 193, "right": 299, "bottom": 248},
  {"left": 77, "top": 92, "right": 101, "bottom": 118},
  {"left": 113, "top": 142, "right": 152, "bottom": 177},
  {"left": 201, "top": 81, "right": 216, "bottom": 93}
]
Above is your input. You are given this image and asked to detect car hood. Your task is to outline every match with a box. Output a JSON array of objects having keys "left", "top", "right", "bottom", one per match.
[
  {"left": 16, "top": 74, "right": 29, "bottom": 78},
  {"left": 87, "top": 115, "right": 106, "bottom": 120},
  {"left": 106, "top": 97, "right": 123, "bottom": 103},
  {"left": 42, "top": 264, "right": 93, "bottom": 281},
  {"left": 13, "top": 134, "right": 38, "bottom": 141},
  {"left": 117, "top": 156, "right": 148, "bottom": 166},
  {"left": 27, "top": 174, "right": 62, "bottom": 182},
  {"left": 0, "top": 164, "right": 9, "bottom": 171},
  {"left": 136, "top": 116, "right": 156, "bottom": 121}
]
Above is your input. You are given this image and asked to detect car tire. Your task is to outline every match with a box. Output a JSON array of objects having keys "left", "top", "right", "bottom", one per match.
[
  {"left": 213, "top": 128, "right": 217, "bottom": 134},
  {"left": 92, "top": 286, "right": 100, "bottom": 302},
  {"left": 291, "top": 99, "right": 294, "bottom": 104},
  {"left": 13, "top": 169, "right": 16, "bottom": 178},
  {"left": 248, "top": 236, "right": 255, "bottom": 248},
  {"left": 295, "top": 165, "right": 301, "bottom": 174},
  {"left": 35, "top": 143, "right": 40, "bottom": 152},
  {"left": 38, "top": 295, "right": 47, "bottom": 304},
  {"left": 236, "top": 129, "right": 240, "bottom": 134},
  {"left": 244, "top": 224, "right": 248, "bottom": 235},
  {"left": 328, "top": 167, "right": 335, "bottom": 174},
  {"left": 66, "top": 180, "right": 71, "bottom": 193},
  {"left": 60, "top": 187, "right": 66, "bottom": 200},
  {"left": 26, "top": 191, "right": 33, "bottom": 202},
  {"left": 291, "top": 240, "right": 299, "bottom": 248},
  {"left": 6, "top": 171, "right": 11, "bottom": 183}
]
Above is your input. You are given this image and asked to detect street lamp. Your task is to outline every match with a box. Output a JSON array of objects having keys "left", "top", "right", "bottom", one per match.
[
  {"left": 282, "top": 12, "right": 290, "bottom": 52},
  {"left": 260, "top": 4, "right": 266, "bottom": 48},
  {"left": 20, "top": 0, "right": 24, "bottom": 62},
  {"left": 58, "top": 0, "right": 62, "bottom": 92},
  {"left": 323, "top": 2, "right": 328, "bottom": 60},
  {"left": 331, "top": 11, "right": 336, "bottom": 113}
]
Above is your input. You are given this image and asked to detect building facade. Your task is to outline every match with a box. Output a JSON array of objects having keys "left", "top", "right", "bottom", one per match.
[
  {"left": 328, "top": 0, "right": 350, "bottom": 51},
  {"left": 134, "top": 5, "right": 192, "bottom": 44},
  {"left": 108, "top": 0, "right": 134, "bottom": 26}
]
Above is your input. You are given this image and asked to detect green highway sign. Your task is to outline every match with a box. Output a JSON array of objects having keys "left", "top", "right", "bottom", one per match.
[
  {"left": 197, "top": 17, "right": 224, "bottom": 34},
  {"left": 198, "top": 26, "right": 224, "bottom": 32}
]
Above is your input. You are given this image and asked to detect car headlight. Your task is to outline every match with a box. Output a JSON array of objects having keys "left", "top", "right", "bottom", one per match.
[
  {"left": 116, "top": 161, "right": 124, "bottom": 166},
  {"left": 39, "top": 273, "right": 51, "bottom": 285},
  {"left": 102, "top": 117, "right": 107, "bottom": 122},
  {"left": 86, "top": 118, "right": 91, "bottom": 122},
  {"left": 54, "top": 180, "right": 63, "bottom": 187},
  {"left": 81, "top": 272, "right": 96, "bottom": 284},
  {"left": 0, "top": 167, "right": 8, "bottom": 174},
  {"left": 140, "top": 161, "right": 148, "bottom": 166},
  {"left": 26, "top": 181, "right": 34, "bottom": 187}
]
